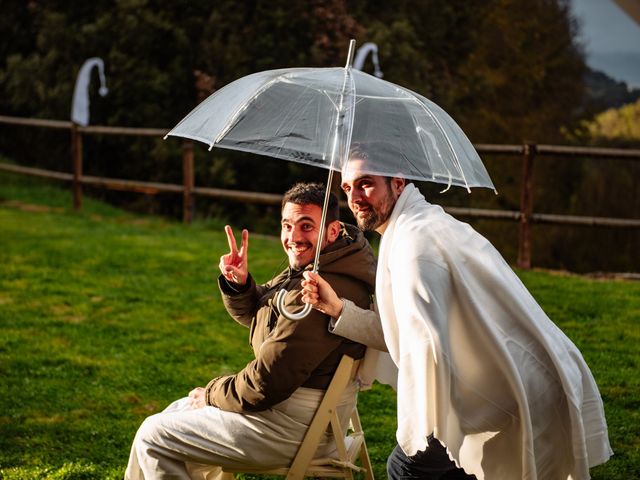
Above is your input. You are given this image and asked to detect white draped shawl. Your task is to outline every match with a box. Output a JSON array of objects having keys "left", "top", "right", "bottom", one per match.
[{"left": 344, "top": 184, "right": 612, "bottom": 479}]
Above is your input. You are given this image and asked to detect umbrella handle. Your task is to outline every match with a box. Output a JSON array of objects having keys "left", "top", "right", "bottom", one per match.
[{"left": 275, "top": 288, "right": 312, "bottom": 321}]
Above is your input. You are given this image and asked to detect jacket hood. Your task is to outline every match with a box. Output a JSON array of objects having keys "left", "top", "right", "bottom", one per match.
[{"left": 311, "top": 222, "right": 376, "bottom": 293}]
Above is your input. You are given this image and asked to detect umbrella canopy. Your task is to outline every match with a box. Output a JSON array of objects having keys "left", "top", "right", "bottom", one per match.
[
  {"left": 166, "top": 65, "right": 495, "bottom": 193},
  {"left": 165, "top": 40, "right": 495, "bottom": 319}
]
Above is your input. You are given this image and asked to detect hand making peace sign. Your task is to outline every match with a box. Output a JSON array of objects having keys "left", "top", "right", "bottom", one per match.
[{"left": 219, "top": 225, "right": 249, "bottom": 285}]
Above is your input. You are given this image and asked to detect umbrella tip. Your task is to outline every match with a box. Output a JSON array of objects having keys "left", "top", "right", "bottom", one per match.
[
  {"left": 439, "top": 172, "right": 453, "bottom": 193},
  {"left": 345, "top": 39, "right": 356, "bottom": 69}
]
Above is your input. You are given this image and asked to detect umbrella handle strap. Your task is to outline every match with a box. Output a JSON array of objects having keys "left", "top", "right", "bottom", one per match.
[{"left": 275, "top": 288, "right": 312, "bottom": 321}]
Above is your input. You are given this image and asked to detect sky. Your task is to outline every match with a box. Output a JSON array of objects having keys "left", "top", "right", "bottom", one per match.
[{"left": 568, "top": 0, "right": 640, "bottom": 88}]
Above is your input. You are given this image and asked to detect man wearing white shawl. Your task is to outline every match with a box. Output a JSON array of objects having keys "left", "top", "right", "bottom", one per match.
[{"left": 301, "top": 152, "right": 612, "bottom": 479}]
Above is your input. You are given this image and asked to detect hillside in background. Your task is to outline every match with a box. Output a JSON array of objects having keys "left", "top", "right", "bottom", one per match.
[
  {"left": 589, "top": 50, "right": 640, "bottom": 91},
  {"left": 583, "top": 67, "right": 640, "bottom": 112}
]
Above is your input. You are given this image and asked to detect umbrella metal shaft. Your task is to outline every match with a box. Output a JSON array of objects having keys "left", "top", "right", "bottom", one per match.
[{"left": 277, "top": 39, "right": 356, "bottom": 321}]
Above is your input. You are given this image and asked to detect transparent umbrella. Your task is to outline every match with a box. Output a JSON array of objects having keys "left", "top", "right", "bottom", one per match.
[{"left": 165, "top": 40, "right": 495, "bottom": 319}]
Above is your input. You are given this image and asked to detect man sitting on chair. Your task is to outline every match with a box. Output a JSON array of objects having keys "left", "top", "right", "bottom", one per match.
[{"left": 125, "top": 182, "right": 376, "bottom": 479}]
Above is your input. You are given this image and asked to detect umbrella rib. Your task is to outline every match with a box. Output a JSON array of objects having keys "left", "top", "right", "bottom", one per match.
[
  {"left": 211, "top": 73, "right": 300, "bottom": 148},
  {"left": 270, "top": 85, "right": 321, "bottom": 158},
  {"left": 321, "top": 89, "right": 341, "bottom": 111},
  {"left": 312, "top": 67, "right": 355, "bottom": 271},
  {"left": 413, "top": 127, "right": 444, "bottom": 181},
  {"left": 410, "top": 96, "right": 471, "bottom": 193}
]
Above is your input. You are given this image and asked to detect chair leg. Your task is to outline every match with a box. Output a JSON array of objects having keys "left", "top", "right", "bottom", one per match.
[
  {"left": 351, "top": 409, "right": 374, "bottom": 480},
  {"left": 359, "top": 442, "right": 374, "bottom": 480}
]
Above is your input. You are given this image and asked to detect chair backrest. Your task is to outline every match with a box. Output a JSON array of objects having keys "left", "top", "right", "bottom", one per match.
[{"left": 221, "top": 354, "right": 375, "bottom": 480}]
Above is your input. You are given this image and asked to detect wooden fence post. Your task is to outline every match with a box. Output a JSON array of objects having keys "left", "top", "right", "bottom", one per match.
[
  {"left": 71, "top": 124, "right": 83, "bottom": 210},
  {"left": 517, "top": 143, "right": 536, "bottom": 269},
  {"left": 182, "top": 140, "right": 194, "bottom": 223}
]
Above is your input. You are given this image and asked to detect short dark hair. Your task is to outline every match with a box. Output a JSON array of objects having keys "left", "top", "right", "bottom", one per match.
[
  {"left": 348, "top": 143, "right": 409, "bottom": 188},
  {"left": 281, "top": 182, "right": 339, "bottom": 223},
  {"left": 348, "top": 143, "right": 370, "bottom": 164}
]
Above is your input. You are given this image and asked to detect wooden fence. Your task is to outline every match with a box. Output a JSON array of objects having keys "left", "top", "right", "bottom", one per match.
[{"left": 1, "top": 114, "right": 639, "bottom": 269}]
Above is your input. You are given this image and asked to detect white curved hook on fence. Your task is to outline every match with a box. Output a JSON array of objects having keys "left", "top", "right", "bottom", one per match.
[
  {"left": 71, "top": 57, "right": 108, "bottom": 126},
  {"left": 353, "top": 42, "right": 383, "bottom": 78}
]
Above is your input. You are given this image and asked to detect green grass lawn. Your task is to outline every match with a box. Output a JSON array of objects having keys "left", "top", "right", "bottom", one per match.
[{"left": 1, "top": 171, "right": 638, "bottom": 479}]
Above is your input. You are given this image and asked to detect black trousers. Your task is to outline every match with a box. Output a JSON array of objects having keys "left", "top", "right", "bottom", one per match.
[{"left": 386, "top": 437, "right": 477, "bottom": 480}]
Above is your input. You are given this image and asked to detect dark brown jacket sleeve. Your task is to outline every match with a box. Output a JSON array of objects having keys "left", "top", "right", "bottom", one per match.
[{"left": 205, "top": 288, "right": 345, "bottom": 412}]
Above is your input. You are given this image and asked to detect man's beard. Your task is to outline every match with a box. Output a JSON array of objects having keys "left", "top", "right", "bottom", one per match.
[
  {"left": 354, "top": 194, "right": 395, "bottom": 231},
  {"left": 356, "top": 210, "right": 382, "bottom": 231}
]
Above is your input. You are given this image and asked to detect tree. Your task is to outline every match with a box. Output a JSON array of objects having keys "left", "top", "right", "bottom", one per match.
[
  {"left": 5, "top": 0, "right": 630, "bottom": 272},
  {"left": 583, "top": 99, "right": 640, "bottom": 142}
]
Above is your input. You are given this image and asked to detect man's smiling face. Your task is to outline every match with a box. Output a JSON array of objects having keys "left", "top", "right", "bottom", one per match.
[
  {"left": 341, "top": 157, "right": 402, "bottom": 233},
  {"left": 280, "top": 202, "right": 328, "bottom": 270}
]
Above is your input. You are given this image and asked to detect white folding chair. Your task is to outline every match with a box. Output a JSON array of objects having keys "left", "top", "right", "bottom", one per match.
[{"left": 221, "top": 355, "right": 374, "bottom": 479}]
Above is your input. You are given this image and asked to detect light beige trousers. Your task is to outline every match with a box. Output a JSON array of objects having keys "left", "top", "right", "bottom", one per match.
[{"left": 125, "top": 383, "right": 358, "bottom": 480}]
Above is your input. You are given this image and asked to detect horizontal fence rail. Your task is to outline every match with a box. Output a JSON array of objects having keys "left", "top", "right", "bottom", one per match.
[
  {"left": 1, "top": 114, "right": 639, "bottom": 269},
  {"left": 4, "top": 161, "right": 637, "bottom": 228}
]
